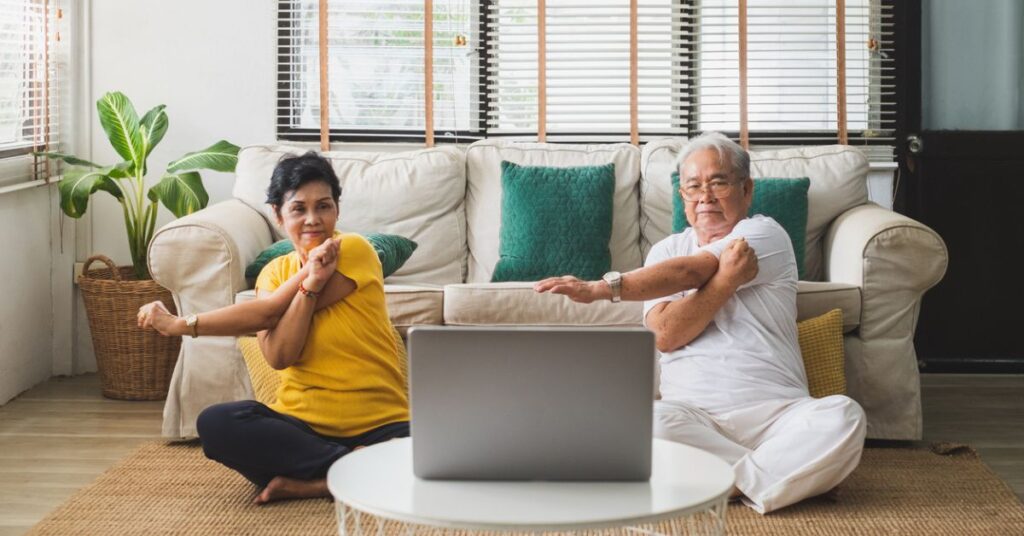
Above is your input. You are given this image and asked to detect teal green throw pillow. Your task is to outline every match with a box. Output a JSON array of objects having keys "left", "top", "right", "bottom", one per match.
[
  {"left": 491, "top": 161, "right": 615, "bottom": 282},
  {"left": 670, "top": 172, "right": 810, "bottom": 279},
  {"left": 365, "top": 233, "right": 418, "bottom": 277},
  {"left": 244, "top": 233, "right": 418, "bottom": 281}
]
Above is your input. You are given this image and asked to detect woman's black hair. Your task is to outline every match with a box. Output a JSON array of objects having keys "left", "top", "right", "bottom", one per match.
[{"left": 265, "top": 151, "right": 342, "bottom": 213}]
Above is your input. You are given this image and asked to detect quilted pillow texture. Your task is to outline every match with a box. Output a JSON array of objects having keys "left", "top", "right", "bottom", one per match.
[
  {"left": 797, "top": 308, "right": 846, "bottom": 398},
  {"left": 492, "top": 161, "right": 615, "bottom": 282},
  {"left": 244, "top": 233, "right": 418, "bottom": 281},
  {"left": 671, "top": 173, "right": 810, "bottom": 279}
]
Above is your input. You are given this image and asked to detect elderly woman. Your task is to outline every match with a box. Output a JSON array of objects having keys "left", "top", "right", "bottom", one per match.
[{"left": 138, "top": 152, "right": 409, "bottom": 504}]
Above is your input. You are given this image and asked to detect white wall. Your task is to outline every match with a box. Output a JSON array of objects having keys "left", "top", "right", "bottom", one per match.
[
  {"left": 0, "top": 189, "right": 61, "bottom": 404},
  {"left": 86, "top": 0, "right": 277, "bottom": 264},
  {"left": 73, "top": 0, "right": 278, "bottom": 372},
  {"left": 0, "top": 0, "right": 78, "bottom": 403}
]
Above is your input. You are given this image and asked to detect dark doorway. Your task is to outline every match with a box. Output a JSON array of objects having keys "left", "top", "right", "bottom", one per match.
[{"left": 894, "top": 1, "right": 1024, "bottom": 372}]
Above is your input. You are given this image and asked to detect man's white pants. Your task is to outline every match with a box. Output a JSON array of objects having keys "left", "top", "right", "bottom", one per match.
[{"left": 654, "top": 395, "right": 866, "bottom": 514}]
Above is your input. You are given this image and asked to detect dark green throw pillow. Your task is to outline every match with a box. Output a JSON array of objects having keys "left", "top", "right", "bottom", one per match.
[
  {"left": 491, "top": 160, "right": 615, "bottom": 282},
  {"left": 365, "top": 233, "right": 418, "bottom": 277},
  {"left": 244, "top": 233, "right": 418, "bottom": 282},
  {"left": 670, "top": 172, "right": 810, "bottom": 279}
]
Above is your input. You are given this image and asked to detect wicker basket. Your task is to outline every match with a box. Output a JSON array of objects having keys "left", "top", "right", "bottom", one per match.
[{"left": 79, "top": 255, "right": 181, "bottom": 400}]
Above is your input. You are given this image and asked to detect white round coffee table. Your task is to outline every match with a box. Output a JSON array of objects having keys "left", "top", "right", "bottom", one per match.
[{"left": 327, "top": 438, "right": 734, "bottom": 536}]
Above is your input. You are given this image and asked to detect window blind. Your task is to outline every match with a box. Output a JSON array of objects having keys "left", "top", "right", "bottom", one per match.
[
  {"left": 278, "top": 0, "right": 895, "bottom": 161},
  {"left": 0, "top": 0, "right": 63, "bottom": 186},
  {"left": 277, "top": 0, "right": 479, "bottom": 143},
  {"left": 483, "top": 0, "right": 689, "bottom": 143},
  {"left": 692, "top": 0, "right": 894, "bottom": 157}
]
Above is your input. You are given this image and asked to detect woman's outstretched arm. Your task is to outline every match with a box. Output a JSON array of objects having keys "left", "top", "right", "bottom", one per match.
[
  {"left": 138, "top": 263, "right": 323, "bottom": 337},
  {"left": 138, "top": 240, "right": 352, "bottom": 338}
]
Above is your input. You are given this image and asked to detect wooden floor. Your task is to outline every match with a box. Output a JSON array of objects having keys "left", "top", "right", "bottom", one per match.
[
  {"left": 0, "top": 375, "right": 163, "bottom": 536},
  {"left": 0, "top": 373, "right": 1021, "bottom": 535},
  {"left": 919, "top": 373, "right": 1024, "bottom": 501}
]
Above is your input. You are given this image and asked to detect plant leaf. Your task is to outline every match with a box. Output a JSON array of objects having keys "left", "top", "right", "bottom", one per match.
[
  {"left": 35, "top": 151, "right": 103, "bottom": 168},
  {"left": 139, "top": 104, "right": 168, "bottom": 157},
  {"left": 148, "top": 172, "right": 209, "bottom": 218},
  {"left": 166, "top": 140, "right": 240, "bottom": 173},
  {"left": 107, "top": 161, "right": 135, "bottom": 179},
  {"left": 58, "top": 166, "right": 124, "bottom": 218},
  {"left": 96, "top": 91, "right": 144, "bottom": 167}
]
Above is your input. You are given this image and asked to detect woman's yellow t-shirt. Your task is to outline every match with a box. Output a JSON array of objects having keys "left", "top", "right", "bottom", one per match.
[{"left": 255, "top": 232, "right": 409, "bottom": 437}]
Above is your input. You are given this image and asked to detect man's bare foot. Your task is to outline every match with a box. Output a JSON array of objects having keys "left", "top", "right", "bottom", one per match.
[{"left": 254, "top": 476, "right": 329, "bottom": 504}]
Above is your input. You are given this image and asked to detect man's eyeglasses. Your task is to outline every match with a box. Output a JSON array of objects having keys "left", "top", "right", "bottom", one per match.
[{"left": 679, "top": 179, "right": 738, "bottom": 201}]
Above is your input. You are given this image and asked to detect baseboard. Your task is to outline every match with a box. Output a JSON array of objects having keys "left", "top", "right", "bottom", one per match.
[{"left": 918, "top": 358, "right": 1024, "bottom": 374}]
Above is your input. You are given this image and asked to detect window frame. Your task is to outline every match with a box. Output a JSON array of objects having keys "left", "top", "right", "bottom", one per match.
[{"left": 0, "top": 0, "right": 62, "bottom": 186}]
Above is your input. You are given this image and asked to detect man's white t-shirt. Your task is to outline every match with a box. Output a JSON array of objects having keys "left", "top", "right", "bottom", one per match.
[{"left": 643, "top": 215, "right": 808, "bottom": 412}]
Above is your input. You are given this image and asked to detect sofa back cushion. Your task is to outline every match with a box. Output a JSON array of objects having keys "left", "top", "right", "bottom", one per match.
[
  {"left": 641, "top": 141, "right": 869, "bottom": 281},
  {"left": 233, "top": 144, "right": 466, "bottom": 285},
  {"left": 465, "top": 139, "right": 643, "bottom": 283}
]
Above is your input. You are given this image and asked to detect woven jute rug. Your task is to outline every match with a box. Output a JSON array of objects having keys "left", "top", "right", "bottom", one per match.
[{"left": 27, "top": 442, "right": 1024, "bottom": 535}]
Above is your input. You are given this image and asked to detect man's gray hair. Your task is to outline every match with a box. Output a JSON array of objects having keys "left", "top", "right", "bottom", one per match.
[{"left": 673, "top": 132, "right": 751, "bottom": 180}]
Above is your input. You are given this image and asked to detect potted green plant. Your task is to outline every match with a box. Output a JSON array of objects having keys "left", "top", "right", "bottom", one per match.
[
  {"left": 41, "top": 91, "right": 239, "bottom": 278},
  {"left": 37, "top": 91, "right": 240, "bottom": 400}
]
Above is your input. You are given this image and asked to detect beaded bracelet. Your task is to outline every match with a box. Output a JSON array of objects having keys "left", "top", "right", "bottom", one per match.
[{"left": 298, "top": 281, "right": 319, "bottom": 298}]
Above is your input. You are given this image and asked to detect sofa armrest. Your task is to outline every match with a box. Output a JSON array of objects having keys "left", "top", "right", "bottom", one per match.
[
  {"left": 149, "top": 198, "right": 273, "bottom": 313},
  {"left": 149, "top": 199, "right": 273, "bottom": 438},
  {"left": 823, "top": 202, "right": 948, "bottom": 439},
  {"left": 825, "top": 202, "right": 947, "bottom": 298}
]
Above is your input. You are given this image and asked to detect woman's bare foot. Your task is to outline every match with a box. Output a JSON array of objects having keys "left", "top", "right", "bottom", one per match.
[{"left": 254, "top": 476, "right": 329, "bottom": 504}]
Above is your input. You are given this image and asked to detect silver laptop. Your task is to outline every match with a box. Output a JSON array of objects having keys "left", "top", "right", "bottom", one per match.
[{"left": 408, "top": 326, "right": 655, "bottom": 481}]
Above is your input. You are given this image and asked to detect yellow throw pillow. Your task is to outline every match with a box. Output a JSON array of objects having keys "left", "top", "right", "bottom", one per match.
[
  {"left": 237, "top": 336, "right": 281, "bottom": 406},
  {"left": 798, "top": 308, "right": 847, "bottom": 398},
  {"left": 237, "top": 328, "right": 409, "bottom": 406}
]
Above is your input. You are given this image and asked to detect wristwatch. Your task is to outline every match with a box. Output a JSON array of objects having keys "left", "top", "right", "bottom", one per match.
[
  {"left": 602, "top": 271, "right": 622, "bottom": 303},
  {"left": 184, "top": 314, "right": 199, "bottom": 338}
]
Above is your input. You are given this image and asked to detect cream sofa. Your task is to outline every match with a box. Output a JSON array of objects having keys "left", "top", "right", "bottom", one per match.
[{"left": 149, "top": 139, "right": 947, "bottom": 441}]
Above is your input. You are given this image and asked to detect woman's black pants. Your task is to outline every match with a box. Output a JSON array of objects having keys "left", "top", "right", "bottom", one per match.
[{"left": 196, "top": 400, "right": 409, "bottom": 487}]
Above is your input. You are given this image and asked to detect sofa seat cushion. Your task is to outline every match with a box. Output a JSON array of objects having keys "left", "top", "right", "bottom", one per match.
[
  {"left": 235, "top": 284, "right": 443, "bottom": 336},
  {"left": 797, "top": 281, "right": 860, "bottom": 333},
  {"left": 443, "top": 281, "right": 860, "bottom": 333},
  {"left": 443, "top": 282, "right": 644, "bottom": 327},
  {"left": 383, "top": 284, "right": 444, "bottom": 335},
  {"left": 232, "top": 144, "right": 466, "bottom": 285},
  {"left": 465, "top": 140, "right": 643, "bottom": 283}
]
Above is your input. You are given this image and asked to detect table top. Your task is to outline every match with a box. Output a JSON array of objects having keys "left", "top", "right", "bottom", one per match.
[{"left": 327, "top": 438, "right": 734, "bottom": 531}]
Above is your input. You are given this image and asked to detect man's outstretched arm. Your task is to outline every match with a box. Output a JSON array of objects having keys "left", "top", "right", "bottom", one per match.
[{"left": 534, "top": 248, "right": 724, "bottom": 304}]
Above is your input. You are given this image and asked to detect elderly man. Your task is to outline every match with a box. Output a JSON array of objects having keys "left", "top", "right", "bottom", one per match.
[{"left": 535, "top": 132, "right": 866, "bottom": 513}]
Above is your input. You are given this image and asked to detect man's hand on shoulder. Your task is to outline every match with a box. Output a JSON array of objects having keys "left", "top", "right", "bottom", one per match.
[
  {"left": 534, "top": 275, "right": 610, "bottom": 303},
  {"left": 716, "top": 238, "right": 758, "bottom": 290}
]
